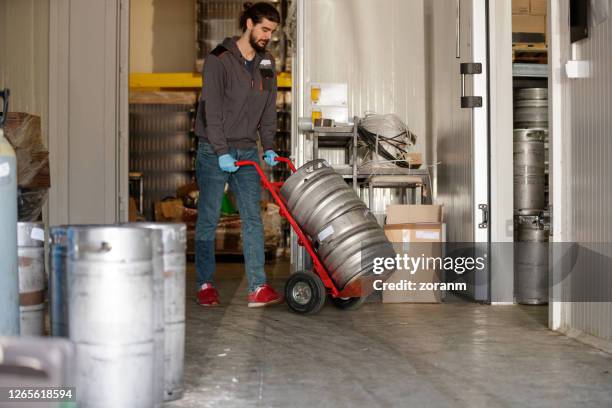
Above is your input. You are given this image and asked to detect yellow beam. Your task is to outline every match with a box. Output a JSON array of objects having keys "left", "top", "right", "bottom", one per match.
[
  {"left": 277, "top": 71, "right": 292, "bottom": 88},
  {"left": 130, "top": 72, "right": 292, "bottom": 90},
  {"left": 130, "top": 73, "right": 202, "bottom": 90}
]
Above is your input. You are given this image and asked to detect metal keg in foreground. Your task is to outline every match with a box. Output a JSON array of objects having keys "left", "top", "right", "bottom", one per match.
[
  {"left": 315, "top": 208, "right": 396, "bottom": 293},
  {"left": 67, "top": 226, "right": 156, "bottom": 408},
  {"left": 514, "top": 88, "right": 548, "bottom": 129},
  {"left": 514, "top": 129, "right": 546, "bottom": 215},
  {"left": 126, "top": 222, "right": 186, "bottom": 402},
  {"left": 149, "top": 229, "right": 165, "bottom": 408},
  {"left": 50, "top": 226, "right": 68, "bottom": 337},
  {"left": 515, "top": 217, "right": 549, "bottom": 305},
  {"left": 280, "top": 159, "right": 367, "bottom": 237},
  {"left": 17, "top": 222, "right": 46, "bottom": 336}
]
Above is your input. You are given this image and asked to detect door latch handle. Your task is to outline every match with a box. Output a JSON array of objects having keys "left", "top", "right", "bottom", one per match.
[
  {"left": 478, "top": 204, "right": 488, "bottom": 229},
  {"left": 460, "top": 63, "right": 483, "bottom": 108}
]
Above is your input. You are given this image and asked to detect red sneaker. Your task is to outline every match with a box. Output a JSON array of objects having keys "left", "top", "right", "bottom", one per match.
[
  {"left": 248, "top": 284, "right": 283, "bottom": 308},
  {"left": 197, "top": 283, "right": 220, "bottom": 307}
]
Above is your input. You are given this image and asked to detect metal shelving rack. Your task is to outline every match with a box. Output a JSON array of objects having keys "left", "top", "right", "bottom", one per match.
[{"left": 304, "top": 117, "right": 432, "bottom": 203}]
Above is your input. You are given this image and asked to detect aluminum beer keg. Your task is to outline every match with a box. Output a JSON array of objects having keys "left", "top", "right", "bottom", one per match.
[
  {"left": 315, "top": 208, "right": 396, "bottom": 292},
  {"left": 50, "top": 226, "right": 68, "bottom": 337},
  {"left": 67, "top": 226, "right": 156, "bottom": 408},
  {"left": 514, "top": 129, "right": 546, "bottom": 215},
  {"left": 17, "top": 222, "right": 46, "bottom": 336},
  {"left": 125, "top": 222, "right": 187, "bottom": 402},
  {"left": 280, "top": 159, "right": 367, "bottom": 236},
  {"left": 149, "top": 229, "right": 165, "bottom": 408},
  {"left": 515, "top": 217, "right": 549, "bottom": 305},
  {"left": 514, "top": 88, "right": 548, "bottom": 129}
]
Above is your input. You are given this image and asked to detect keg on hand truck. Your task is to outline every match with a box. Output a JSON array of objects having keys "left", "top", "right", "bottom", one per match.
[{"left": 236, "top": 157, "right": 395, "bottom": 314}]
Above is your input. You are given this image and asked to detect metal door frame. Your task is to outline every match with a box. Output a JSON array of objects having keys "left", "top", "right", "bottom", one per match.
[{"left": 470, "top": 0, "right": 491, "bottom": 302}]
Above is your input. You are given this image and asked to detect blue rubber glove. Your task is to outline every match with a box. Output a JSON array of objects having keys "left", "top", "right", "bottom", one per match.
[
  {"left": 263, "top": 150, "right": 279, "bottom": 167},
  {"left": 218, "top": 154, "right": 239, "bottom": 173}
]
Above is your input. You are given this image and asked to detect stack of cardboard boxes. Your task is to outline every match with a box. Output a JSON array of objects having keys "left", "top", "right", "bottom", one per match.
[
  {"left": 512, "top": 0, "right": 548, "bottom": 43},
  {"left": 382, "top": 205, "right": 446, "bottom": 303}
]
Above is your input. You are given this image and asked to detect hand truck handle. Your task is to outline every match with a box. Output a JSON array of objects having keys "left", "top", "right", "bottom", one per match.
[
  {"left": 274, "top": 156, "right": 297, "bottom": 173},
  {"left": 256, "top": 155, "right": 297, "bottom": 173}
]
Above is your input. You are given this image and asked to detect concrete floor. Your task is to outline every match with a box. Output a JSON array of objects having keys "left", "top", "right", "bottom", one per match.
[{"left": 168, "top": 258, "right": 612, "bottom": 408}]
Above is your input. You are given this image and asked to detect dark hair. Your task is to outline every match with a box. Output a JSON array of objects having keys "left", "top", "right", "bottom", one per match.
[{"left": 239, "top": 2, "right": 280, "bottom": 32}]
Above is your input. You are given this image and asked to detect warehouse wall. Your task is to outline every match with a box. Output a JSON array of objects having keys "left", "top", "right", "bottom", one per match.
[
  {"left": 0, "top": 0, "right": 49, "bottom": 144},
  {"left": 130, "top": 0, "right": 196, "bottom": 72},
  {"left": 550, "top": 0, "right": 612, "bottom": 348},
  {"left": 303, "top": 0, "right": 428, "bottom": 158}
]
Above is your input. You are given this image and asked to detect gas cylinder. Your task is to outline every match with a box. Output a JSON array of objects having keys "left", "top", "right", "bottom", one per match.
[{"left": 0, "top": 89, "right": 20, "bottom": 335}]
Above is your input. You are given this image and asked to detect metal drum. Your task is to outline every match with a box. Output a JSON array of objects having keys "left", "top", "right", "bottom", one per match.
[
  {"left": 315, "top": 208, "right": 396, "bottom": 293},
  {"left": 280, "top": 159, "right": 367, "bottom": 237},
  {"left": 125, "top": 222, "right": 186, "bottom": 402},
  {"left": 67, "top": 226, "right": 156, "bottom": 408},
  {"left": 514, "top": 129, "right": 546, "bottom": 214},
  {"left": 515, "top": 217, "right": 549, "bottom": 305},
  {"left": 50, "top": 226, "right": 68, "bottom": 337},
  {"left": 149, "top": 229, "right": 165, "bottom": 408},
  {"left": 515, "top": 87, "right": 548, "bottom": 101},
  {"left": 514, "top": 88, "right": 548, "bottom": 128},
  {"left": 17, "top": 222, "right": 46, "bottom": 336}
]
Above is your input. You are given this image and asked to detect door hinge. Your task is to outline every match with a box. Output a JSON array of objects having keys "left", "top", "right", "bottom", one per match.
[
  {"left": 478, "top": 204, "right": 488, "bottom": 229},
  {"left": 461, "top": 62, "right": 483, "bottom": 108}
]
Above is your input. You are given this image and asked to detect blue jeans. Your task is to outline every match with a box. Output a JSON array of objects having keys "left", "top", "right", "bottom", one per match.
[{"left": 195, "top": 141, "right": 267, "bottom": 292}]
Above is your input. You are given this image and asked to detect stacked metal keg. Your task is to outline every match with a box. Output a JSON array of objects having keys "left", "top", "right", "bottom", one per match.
[
  {"left": 17, "top": 222, "right": 46, "bottom": 336},
  {"left": 513, "top": 88, "right": 549, "bottom": 305},
  {"left": 280, "top": 159, "right": 396, "bottom": 294},
  {"left": 46, "top": 223, "right": 187, "bottom": 407}
]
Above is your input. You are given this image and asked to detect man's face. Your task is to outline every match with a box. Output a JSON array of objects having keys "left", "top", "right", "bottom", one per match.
[{"left": 248, "top": 18, "right": 278, "bottom": 52}]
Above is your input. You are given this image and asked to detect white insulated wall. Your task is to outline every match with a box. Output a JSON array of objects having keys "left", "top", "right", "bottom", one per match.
[
  {"left": 551, "top": 0, "right": 612, "bottom": 345},
  {"left": 303, "top": 0, "right": 428, "bottom": 159},
  {"left": 130, "top": 0, "right": 197, "bottom": 73},
  {"left": 0, "top": 0, "right": 50, "bottom": 144}
]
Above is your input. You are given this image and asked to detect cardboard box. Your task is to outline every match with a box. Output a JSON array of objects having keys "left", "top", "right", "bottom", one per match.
[
  {"left": 386, "top": 204, "right": 443, "bottom": 225},
  {"left": 383, "top": 223, "right": 446, "bottom": 303},
  {"left": 405, "top": 152, "right": 423, "bottom": 169},
  {"left": 530, "top": 0, "right": 547, "bottom": 16},
  {"left": 382, "top": 204, "right": 446, "bottom": 303},
  {"left": 129, "top": 197, "right": 138, "bottom": 222},
  {"left": 512, "top": 14, "right": 546, "bottom": 34},
  {"left": 154, "top": 199, "right": 184, "bottom": 222},
  {"left": 512, "top": 0, "right": 530, "bottom": 15}
]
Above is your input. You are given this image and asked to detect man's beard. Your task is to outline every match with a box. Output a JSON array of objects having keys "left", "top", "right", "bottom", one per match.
[{"left": 250, "top": 33, "right": 268, "bottom": 53}]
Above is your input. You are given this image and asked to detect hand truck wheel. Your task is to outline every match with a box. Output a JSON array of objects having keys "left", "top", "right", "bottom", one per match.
[
  {"left": 330, "top": 295, "right": 367, "bottom": 310},
  {"left": 284, "top": 271, "right": 326, "bottom": 315}
]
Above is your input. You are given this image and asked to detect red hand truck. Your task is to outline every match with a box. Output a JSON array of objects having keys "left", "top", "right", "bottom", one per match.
[{"left": 236, "top": 157, "right": 368, "bottom": 314}]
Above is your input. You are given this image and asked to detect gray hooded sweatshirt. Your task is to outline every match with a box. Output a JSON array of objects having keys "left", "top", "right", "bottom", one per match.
[{"left": 195, "top": 37, "right": 277, "bottom": 156}]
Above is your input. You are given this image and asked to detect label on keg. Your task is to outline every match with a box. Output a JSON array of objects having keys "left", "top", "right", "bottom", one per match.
[
  {"left": 317, "top": 225, "right": 334, "bottom": 242},
  {"left": 0, "top": 162, "right": 9, "bottom": 178},
  {"left": 31, "top": 227, "right": 45, "bottom": 241}
]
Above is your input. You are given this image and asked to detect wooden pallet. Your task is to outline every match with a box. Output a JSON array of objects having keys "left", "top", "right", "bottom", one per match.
[{"left": 513, "top": 43, "right": 548, "bottom": 64}]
